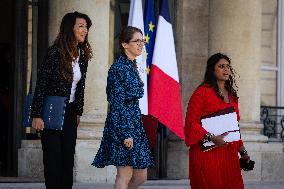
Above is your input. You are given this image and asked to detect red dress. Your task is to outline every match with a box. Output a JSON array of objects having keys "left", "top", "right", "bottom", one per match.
[{"left": 184, "top": 84, "right": 244, "bottom": 189}]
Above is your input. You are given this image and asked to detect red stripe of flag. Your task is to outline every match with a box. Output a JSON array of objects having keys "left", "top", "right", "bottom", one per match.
[{"left": 149, "top": 65, "right": 184, "bottom": 139}]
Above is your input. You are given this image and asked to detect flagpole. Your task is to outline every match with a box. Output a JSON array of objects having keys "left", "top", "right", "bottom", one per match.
[
  {"left": 158, "top": 123, "right": 168, "bottom": 178},
  {"left": 155, "top": 126, "right": 161, "bottom": 178}
]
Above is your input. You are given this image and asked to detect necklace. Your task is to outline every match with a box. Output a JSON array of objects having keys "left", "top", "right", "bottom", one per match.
[{"left": 219, "top": 88, "right": 230, "bottom": 103}]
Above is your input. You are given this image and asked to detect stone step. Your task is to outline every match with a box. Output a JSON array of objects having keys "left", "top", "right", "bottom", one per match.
[
  {"left": 245, "top": 142, "right": 283, "bottom": 152},
  {"left": 0, "top": 180, "right": 284, "bottom": 189}
]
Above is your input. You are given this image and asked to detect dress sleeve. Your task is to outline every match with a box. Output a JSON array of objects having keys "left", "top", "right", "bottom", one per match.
[
  {"left": 184, "top": 87, "right": 208, "bottom": 146},
  {"left": 107, "top": 65, "right": 134, "bottom": 140},
  {"left": 31, "top": 47, "right": 58, "bottom": 118}
]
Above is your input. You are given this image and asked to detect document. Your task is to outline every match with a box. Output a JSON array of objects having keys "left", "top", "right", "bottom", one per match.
[{"left": 200, "top": 107, "right": 240, "bottom": 151}]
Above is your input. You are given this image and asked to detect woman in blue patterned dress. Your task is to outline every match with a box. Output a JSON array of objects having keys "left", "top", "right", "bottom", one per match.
[{"left": 92, "top": 26, "right": 153, "bottom": 189}]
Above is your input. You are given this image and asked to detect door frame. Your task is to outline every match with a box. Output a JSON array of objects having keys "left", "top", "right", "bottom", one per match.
[
  {"left": 6, "top": 0, "right": 48, "bottom": 176},
  {"left": 7, "top": 0, "right": 28, "bottom": 176}
]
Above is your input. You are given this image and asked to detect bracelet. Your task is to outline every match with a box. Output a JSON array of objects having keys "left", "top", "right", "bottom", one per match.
[
  {"left": 240, "top": 149, "right": 248, "bottom": 157},
  {"left": 204, "top": 133, "right": 214, "bottom": 142}
]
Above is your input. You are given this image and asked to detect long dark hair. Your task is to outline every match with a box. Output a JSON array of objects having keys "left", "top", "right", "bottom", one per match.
[
  {"left": 53, "top": 11, "right": 93, "bottom": 82},
  {"left": 202, "top": 53, "right": 238, "bottom": 101},
  {"left": 119, "top": 26, "right": 143, "bottom": 52}
]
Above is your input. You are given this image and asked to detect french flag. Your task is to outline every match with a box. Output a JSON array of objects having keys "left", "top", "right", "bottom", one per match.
[{"left": 148, "top": 0, "right": 184, "bottom": 139}]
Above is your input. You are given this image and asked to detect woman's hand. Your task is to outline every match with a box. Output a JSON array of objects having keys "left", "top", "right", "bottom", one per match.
[
  {"left": 32, "top": 118, "right": 44, "bottom": 131},
  {"left": 77, "top": 115, "right": 80, "bottom": 126},
  {"left": 211, "top": 134, "right": 227, "bottom": 147},
  {"left": 239, "top": 146, "right": 250, "bottom": 161},
  {"left": 124, "top": 138, "right": 133, "bottom": 149}
]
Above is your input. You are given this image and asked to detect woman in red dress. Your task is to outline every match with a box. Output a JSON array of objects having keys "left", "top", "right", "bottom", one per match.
[{"left": 184, "top": 53, "right": 250, "bottom": 189}]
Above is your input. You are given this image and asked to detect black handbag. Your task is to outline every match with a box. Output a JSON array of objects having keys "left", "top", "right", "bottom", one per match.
[
  {"left": 22, "top": 69, "right": 67, "bottom": 130},
  {"left": 239, "top": 157, "right": 255, "bottom": 171},
  {"left": 23, "top": 94, "right": 67, "bottom": 130}
]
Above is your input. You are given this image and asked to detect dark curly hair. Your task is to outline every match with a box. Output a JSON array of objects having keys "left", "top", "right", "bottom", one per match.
[
  {"left": 202, "top": 53, "right": 238, "bottom": 102},
  {"left": 53, "top": 11, "right": 93, "bottom": 82},
  {"left": 119, "top": 26, "right": 143, "bottom": 52}
]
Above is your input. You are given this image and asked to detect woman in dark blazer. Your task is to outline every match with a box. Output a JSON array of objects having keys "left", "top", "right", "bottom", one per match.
[{"left": 31, "top": 11, "right": 92, "bottom": 189}]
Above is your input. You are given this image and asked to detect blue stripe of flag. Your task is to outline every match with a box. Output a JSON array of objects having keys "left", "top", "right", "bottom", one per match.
[
  {"left": 144, "top": 0, "right": 157, "bottom": 78},
  {"left": 160, "top": 0, "right": 171, "bottom": 23}
]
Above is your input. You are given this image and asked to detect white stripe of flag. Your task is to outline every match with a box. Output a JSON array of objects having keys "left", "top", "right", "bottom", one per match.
[{"left": 128, "top": 0, "right": 148, "bottom": 115}]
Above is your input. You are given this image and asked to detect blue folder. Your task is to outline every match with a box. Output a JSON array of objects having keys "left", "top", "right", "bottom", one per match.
[
  {"left": 42, "top": 96, "right": 67, "bottom": 130},
  {"left": 23, "top": 94, "right": 67, "bottom": 130}
]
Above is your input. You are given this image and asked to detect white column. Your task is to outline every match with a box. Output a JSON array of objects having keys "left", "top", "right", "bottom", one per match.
[
  {"left": 208, "top": 0, "right": 284, "bottom": 181},
  {"left": 208, "top": 0, "right": 266, "bottom": 140},
  {"left": 49, "top": 0, "right": 109, "bottom": 131}
]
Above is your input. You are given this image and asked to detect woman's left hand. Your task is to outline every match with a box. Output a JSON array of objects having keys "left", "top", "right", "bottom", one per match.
[
  {"left": 240, "top": 154, "right": 250, "bottom": 162},
  {"left": 77, "top": 115, "right": 80, "bottom": 126},
  {"left": 239, "top": 146, "right": 250, "bottom": 161},
  {"left": 124, "top": 138, "right": 133, "bottom": 149}
]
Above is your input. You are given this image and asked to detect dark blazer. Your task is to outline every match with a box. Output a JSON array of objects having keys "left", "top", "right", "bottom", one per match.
[{"left": 31, "top": 45, "right": 88, "bottom": 118}]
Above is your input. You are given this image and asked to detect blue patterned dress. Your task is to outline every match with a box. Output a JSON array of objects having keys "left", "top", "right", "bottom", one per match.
[{"left": 92, "top": 54, "right": 154, "bottom": 169}]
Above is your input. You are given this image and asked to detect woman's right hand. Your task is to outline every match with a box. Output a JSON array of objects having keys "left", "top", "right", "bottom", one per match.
[
  {"left": 124, "top": 138, "right": 133, "bottom": 149},
  {"left": 211, "top": 134, "right": 227, "bottom": 147},
  {"left": 32, "top": 118, "right": 44, "bottom": 131}
]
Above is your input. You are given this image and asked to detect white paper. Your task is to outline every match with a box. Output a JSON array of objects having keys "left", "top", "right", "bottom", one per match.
[{"left": 201, "top": 112, "right": 240, "bottom": 146}]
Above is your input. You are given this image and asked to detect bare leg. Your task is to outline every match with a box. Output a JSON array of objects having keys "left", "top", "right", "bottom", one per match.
[
  {"left": 114, "top": 166, "right": 133, "bottom": 189},
  {"left": 127, "top": 168, "right": 147, "bottom": 189}
]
